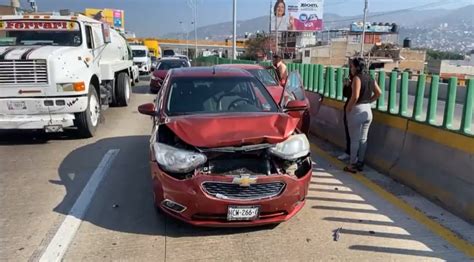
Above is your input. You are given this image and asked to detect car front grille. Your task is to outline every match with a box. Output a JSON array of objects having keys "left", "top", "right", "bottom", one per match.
[
  {"left": 0, "top": 60, "right": 48, "bottom": 84},
  {"left": 202, "top": 182, "right": 286, "bottom": 200}
]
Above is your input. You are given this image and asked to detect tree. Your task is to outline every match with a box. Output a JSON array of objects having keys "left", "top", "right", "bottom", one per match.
[
  {"left": 427, "top": 49, "right": 464, "bottom": 61},
  {"left": 240, "top": 34, "right": 274, "bottom": 61}
]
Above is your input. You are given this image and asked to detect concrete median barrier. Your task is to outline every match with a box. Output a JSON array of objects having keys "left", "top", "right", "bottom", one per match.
[{"left": 307, "top": 92, "right": 474, "bottom": 223}]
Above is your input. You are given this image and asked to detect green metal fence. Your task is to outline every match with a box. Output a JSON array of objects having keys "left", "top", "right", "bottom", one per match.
[
  {"left": 194, "top": 56, "right": 256, "bottom": 66},
  {"left": 194, "top": 57, "right": 474, "bottom": 136}
]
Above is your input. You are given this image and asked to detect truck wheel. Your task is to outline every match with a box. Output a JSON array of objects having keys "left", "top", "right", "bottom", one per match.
[
  {"left": 113, "top": 72, "right": 131, "bottom": 107},
  {"left": 74, "top": 86, "right": 100, "bottom": 138}
]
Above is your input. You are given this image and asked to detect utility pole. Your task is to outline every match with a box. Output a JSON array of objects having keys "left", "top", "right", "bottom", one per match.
[
  {"left": 275, "top": 13, "right": 279, "bottom": 55},
  {"left": 10, "top": 0, "right": 20, "bottom": 14},
  {"left": 188, "top": 0, "right": 198, "bottom": 59},
  {"left": 232, "top": 0, "right": 237, "bottom": 60},
  {"left": 360, "top": 0, "right": 368, "bottom": 58}
]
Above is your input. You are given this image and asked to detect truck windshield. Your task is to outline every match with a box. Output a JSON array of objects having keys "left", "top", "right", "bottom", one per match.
[
  {"left": 0, "top": 20, "right": 82, "bottom": 46},
  {"left": 132, "top": 50, "right": 147, "bottom": 57}
]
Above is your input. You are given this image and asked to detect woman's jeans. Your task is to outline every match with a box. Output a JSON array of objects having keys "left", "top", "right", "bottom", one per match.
[{"left": 348, "top": 103, "right": 373, "bottom": 165}]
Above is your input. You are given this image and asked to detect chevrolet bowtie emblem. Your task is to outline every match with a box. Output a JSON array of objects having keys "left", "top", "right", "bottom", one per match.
[{"left": 232, "top": 175, "right": 257, "bottom": 187}]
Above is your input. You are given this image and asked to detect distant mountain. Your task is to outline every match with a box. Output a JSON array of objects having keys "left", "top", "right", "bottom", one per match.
[{"left": 162, "top": 5, "right": 473, "bottom": 52}]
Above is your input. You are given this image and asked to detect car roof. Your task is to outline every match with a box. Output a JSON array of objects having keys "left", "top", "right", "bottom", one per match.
[
  {"left": 171, "top": 67, "right": 254, "bottom": 78},
  {"left": 158, "top": 57, "right": 187, "bottom": 62},
  {"left": 215, "top": 63, "right": 265, "bottom": 70}
]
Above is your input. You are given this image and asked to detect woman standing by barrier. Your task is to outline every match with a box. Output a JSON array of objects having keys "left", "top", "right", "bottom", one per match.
[{"left": 344, "top": 58, "right": 382, "bottom": 173}]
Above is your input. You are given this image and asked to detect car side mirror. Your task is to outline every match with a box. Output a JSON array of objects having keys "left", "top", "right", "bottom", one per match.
[
  {"left": 284, "top": 100, "right": 308, "bottom": 112},
  {"left": 138, "top": 103, "right": 158, "bottom": 116}
]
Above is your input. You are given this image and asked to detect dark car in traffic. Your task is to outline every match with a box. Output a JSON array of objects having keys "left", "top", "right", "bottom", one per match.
[
  {"left": 150, "top": 58, "right": 190, "bottom": 94},
  {"left": 138, "top": 67, "right": 312, "bottom": 227}
]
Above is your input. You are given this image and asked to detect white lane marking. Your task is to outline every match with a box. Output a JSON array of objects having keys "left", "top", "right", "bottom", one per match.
[{"left": 39, "top": 149, "right": 120, "bottom": 262}]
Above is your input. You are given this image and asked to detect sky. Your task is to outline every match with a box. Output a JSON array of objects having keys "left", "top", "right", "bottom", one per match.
[{"left": 1, "top": 0, "right": 472, "bottom": 37}]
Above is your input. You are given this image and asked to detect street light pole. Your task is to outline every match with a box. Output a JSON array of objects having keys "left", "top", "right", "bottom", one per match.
[
  {"left": 194, "top": 2, "right": 198, "bottom": 59},
  {"left": 188, "top": 0, "right": 198, "bottom": 59},
  {"left": 360, "top": 0, "right": 368, "bottom": 58},
  {"left": 232, "top": 0, "right": 237, "bottom": 60}
]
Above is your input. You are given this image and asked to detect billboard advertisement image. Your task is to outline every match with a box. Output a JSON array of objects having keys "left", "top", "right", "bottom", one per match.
[
  {"left": 272, "top": 0, "right": 324, "bottom": 32},
  {"left": 85, "top": 8, "right": 125, "bottom": 30}
]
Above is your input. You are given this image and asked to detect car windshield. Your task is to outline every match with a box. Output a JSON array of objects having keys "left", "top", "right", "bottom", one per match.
[
  {"left": 158, "top": 60, "right": 188, "bottom": 70},
  {"left": 0, "top": 21, "right": 82, "bottom": 46},
  {"left": 166, "top": 77, "right": 278, "bottom": 116},
  {"left": 132, "top": 50, "right": 146, "bottom": 57},
  {"left": 247, "top": 69, "right": 279, "bottom": 86}
]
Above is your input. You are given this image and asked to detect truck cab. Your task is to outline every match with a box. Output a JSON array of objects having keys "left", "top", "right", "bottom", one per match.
[
  {"left": 131, "top": 45, "right": 151, "bottom": 74},
  {"left": 0, "top": 13, "right": 134, "bottom": 137}
]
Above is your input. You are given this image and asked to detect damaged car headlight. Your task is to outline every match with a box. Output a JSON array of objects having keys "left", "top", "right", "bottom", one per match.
[
  {"left": 269, "top": 134, "right": 310, "bottom": 160},
  {"left": 153, "top": 143, "right": 207, "bottom": 173}
]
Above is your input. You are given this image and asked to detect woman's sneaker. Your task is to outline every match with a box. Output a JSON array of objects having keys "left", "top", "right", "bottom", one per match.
[
  {"left": 355, "top": 162, "right": 365, "bottom": 171},
  {"left": 337, "top": 153, "right": 350, "bottom": 160}
]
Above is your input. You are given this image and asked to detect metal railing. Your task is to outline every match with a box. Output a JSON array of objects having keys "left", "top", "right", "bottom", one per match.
[{"left": 195, "top": 57, "right": 474, "bottom": 136}]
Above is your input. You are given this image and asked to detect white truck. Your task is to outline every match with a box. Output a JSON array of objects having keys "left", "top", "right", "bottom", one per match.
[
  {"left": 131, "top": 45, "right": 151, "bottom": 74},
  {"left": 0, "top": 13, "right": 134, "bottom": 137}
]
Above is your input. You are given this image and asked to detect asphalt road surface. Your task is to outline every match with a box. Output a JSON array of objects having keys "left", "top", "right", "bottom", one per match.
[{"left": 0, "top": 78, "right": 472, "bottom": 261}]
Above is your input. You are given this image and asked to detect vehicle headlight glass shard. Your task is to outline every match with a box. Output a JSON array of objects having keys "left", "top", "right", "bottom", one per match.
[
  {"left": 269, "top": 134, "right": 310, "bottom": 160},
  {"left": 153, "top": 142, "right": 207, "bottom": 173}
]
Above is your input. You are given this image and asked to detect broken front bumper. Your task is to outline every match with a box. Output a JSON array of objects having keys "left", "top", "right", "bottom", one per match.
[{"left": 150, "top": 161, "right": 312, "bottom": 227}]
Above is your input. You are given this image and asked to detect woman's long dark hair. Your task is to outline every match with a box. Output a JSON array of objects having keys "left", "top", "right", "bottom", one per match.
[
  {"left": 274, "top": 0, "right": 286, "bottom": 16},
  {"left": 350, "top": 57, "right": 368, "bottom": 77}
]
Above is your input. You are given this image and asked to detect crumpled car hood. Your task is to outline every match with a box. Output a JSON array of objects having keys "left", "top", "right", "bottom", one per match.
[{"left": 165, "top": 113, "right": 299, "bottom": 148}]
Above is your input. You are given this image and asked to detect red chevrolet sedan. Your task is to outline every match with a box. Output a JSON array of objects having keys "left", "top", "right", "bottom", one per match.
[{"left": 138, "top": 67, "right": 312, "bottom": 227}]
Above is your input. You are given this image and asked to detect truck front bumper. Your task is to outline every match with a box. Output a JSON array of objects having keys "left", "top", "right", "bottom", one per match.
[
  {"left": 0, "top": 96, "right": 88, "bottom": 130},
  {"left": 0, "top": 114, "right": 75, "bottom": 129}
]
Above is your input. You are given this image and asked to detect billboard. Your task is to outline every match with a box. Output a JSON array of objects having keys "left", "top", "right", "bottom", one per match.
[
  {"left": 85, "top": 8, "right": 125, "bottom": 29},
  {"left": 271, "top": 0, "right": 324, "bottom": 32},
  {"left": 350, "top": 22, "right": 395, "bottom": 33}
]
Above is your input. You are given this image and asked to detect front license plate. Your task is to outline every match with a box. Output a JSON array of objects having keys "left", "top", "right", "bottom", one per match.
[
  {"left": 44, "top": 125, "right": 63, "bottom": 133},
  {"left": 227, "top": 206, "right": 260, "bottom": 221},
  {"left": 7, "top": 101, "right": 27, "bottom": 111}
]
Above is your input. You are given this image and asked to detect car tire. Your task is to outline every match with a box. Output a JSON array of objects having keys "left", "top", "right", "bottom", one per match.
[
  {"left": 74, "top": 86, "right": 100, "bottom": 138},
  {"left": 112, "top": 72, "right": 131, "bottom": 107}
]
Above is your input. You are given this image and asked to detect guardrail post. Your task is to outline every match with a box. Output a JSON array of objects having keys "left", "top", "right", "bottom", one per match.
[
  {"left": 369, "top": 70, "right": 377, "bottom": 108},
  {"left": 324, "top": 66, "right": 330, "bottom": 97},
  {"left": 460, "top": 78, "right": 474, "bottom": 134},
  {"left": 336, "top": 67, "right": 343, "bottom": 100},
  {"left": 388, "top": 71, "right": 398, "bottom": 114},
  {"left": 294, "top": 63, "right": 300, "bottom": 76},
  {"left": 312, "top": 64, "right": 318, "bottom": 92},
  {"left": 426, "top": 75, "right": 440, "bottom": 125},
  {"left": 442, "top": 77, "right": 458, "bottom": 129},
  {"left": 308, "top": 64, "right": 315, "bottom": 92},
  {"left": 303, "top": 64, "right": 310, "bottom": 90},
  {"left": 298, "top": 63, "right": 305, "bottom": 83},
  {"left": 318, "top": 65, "right": 325, "bottom": 95},
  {"left": 377, "top": 71, "right": 386, "bottom": 111},
  {"left": 328, "top": 67, "right": 335, "bottom": 98},
  {"left": 413, "top": 74, "right": 426, "bottom": 121},
  {"left": 400, "top": 72, "right": 409, "bottom": 117}
]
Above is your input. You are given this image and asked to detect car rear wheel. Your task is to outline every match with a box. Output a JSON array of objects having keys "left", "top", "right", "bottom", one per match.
[{"left": 74, "top": 86, "right": 100, "bottom": 138}]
